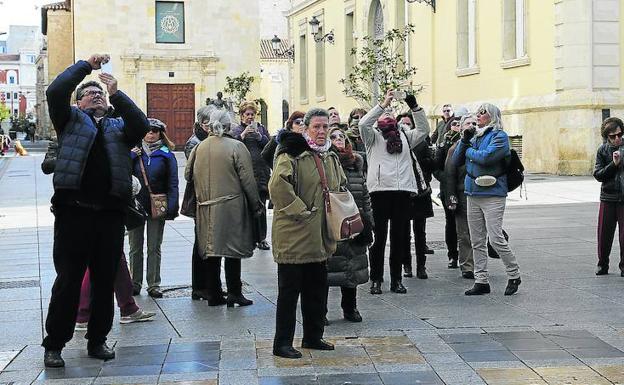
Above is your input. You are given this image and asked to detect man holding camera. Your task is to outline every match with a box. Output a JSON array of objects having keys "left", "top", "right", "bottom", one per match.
[{"left": 42, "top": 54, "right": 149, "bottom": 367}]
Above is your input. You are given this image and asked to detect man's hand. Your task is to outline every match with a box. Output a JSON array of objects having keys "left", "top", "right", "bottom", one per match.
[
  {"left": 614, "top": 150, "right": 621, "bottom": 166},
  {"left": 98, "top": 73, "right": 118, "bottom": 96},
  {"left": 462, "top": 128, "right": 475, "bottom": 144},
  {"left": 87, "top": 54, "right": 110, "bottom": 70},
  {"left": 379, "top": 89, "right": 394, "bottom": 109}
]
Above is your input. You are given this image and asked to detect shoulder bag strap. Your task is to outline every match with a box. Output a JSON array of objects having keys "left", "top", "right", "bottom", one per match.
[
  {"left": 312, "top": 154, "right": 331, "bottom": 212},
  {"left": 138, "top": 156, "right": 153, "bottom": 194}
]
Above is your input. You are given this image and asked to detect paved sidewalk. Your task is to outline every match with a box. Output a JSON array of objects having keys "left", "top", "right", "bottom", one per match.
[{"left": 1, "top": 155, "right": 624, "bottom": 385}]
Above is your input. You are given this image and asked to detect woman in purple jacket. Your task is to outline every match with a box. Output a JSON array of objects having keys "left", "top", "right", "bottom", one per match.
[{"left": 128, "top": 118, "right": 179, "bottom": 298}]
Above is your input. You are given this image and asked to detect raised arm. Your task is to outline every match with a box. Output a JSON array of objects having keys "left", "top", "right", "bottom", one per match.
[{"left": 46, "top": 60, "right": 92, "bottom": 134}]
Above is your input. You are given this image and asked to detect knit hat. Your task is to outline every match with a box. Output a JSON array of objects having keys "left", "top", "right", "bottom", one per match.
[{"left": 148, "top": 118, "right": 167, "bottom": 132}]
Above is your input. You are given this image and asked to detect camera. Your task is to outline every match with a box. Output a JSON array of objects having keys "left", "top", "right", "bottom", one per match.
[
  {"left": 326, "top": 33, "right": 335, "bottom": 44},
  {"left": 392, "top": 90, "right": 407, "bottom": 100}
]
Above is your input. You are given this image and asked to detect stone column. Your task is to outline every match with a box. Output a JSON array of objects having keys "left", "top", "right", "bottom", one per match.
[{"left": 554, "top": 0, "right": 620, "bottom": 174}]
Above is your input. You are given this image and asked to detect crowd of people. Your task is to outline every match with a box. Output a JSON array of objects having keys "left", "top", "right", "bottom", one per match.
[{"left": 40, "top": 54, "right": 525, "bottom": 367}]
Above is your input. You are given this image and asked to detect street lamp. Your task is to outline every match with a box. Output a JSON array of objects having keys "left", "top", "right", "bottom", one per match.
[
  {"left": 271, "top": 35, "right": 295, "bottom": 61},
  {"left": 308, "top": 16, "right": 335, "bottom": 44},
  {"left": 406, "top": 0, "right": 436, "bottom": 13}
]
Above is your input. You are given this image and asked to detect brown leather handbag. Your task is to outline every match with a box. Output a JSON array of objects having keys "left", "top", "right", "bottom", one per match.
[
  {"left": 139, "top": 158, "right": 168, "bottom": 220},
  {"left": 312, "top": 154, "right": 364, "bottom": 241}
]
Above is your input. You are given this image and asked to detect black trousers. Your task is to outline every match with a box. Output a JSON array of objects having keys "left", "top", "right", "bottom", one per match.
[
  {"left": 369, "top": 191, "right": 411, "bottom": 282},
  {"left": 325, "top": 286, "right": 357, "bottom": 313},
  {"left": 42, "top": 206, "right": 124, "bottom": 350},
  {"left": 443, "top": 205, "right": 458, "bottom": 259},
  {"left": 274, "top": 262, "right": 327, "bottom": 348},
  {"left": 205, "top": 257, "right": 242, "bottom": 295},
  {"left": 191, "top": 234, "right": 223, "bottom": 293},
  {"left": 404, "top": 218, "right": 427, "bottom": 269}
]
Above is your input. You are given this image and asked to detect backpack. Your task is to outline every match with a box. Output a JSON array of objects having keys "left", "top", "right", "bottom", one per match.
[{"left": 505, "top": 149, "right": 524, "bottom": 192}]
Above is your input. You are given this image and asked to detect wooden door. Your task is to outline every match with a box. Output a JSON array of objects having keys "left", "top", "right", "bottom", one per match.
[{"left": 146, "top": 83, "right": 195, "bottom": 150}]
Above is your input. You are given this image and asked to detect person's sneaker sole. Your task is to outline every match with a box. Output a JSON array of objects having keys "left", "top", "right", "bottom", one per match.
[{"left": 119, "top": 314, "right": 156, "bottom": 324}]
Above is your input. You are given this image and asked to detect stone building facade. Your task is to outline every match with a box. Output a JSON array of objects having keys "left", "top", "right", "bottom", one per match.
[{"left": 287, "top": 0, "right": 624, "bottom": 175}]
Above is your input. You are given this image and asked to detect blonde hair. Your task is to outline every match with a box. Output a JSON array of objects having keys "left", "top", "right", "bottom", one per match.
[{"left": 239, "top": 101, "right": 258, "bottom": 116}]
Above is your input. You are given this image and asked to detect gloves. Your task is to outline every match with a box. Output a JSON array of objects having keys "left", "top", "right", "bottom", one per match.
[
  {"left": 405, "top": 94, "right": 418, "bottom": 110},
  {"left": 354, "top": 216, "right": 374, "bottom": 246},
  {"left": 462, "top": 128, "right": 475, "bottom": 144}
]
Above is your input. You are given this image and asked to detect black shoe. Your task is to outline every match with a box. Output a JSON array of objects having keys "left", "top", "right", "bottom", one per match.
[
  {"left": 416, "top": 267, "right": 428, "bottom": 279},
  {"left": 87, "top": 343, "right": 115, "bottom": 360},
  {"left": 462, "top": 271, "right": 475, "bottom": 279},
  {"left": 424, "top": 245, "right": 434, "bottom": 254},
  {"left": 273, "top": 346, "right": 302, "bottom": 359},
  {"left": 343, "top": 309, "right": 362, "bottom": 323},
  {"left": 324, "top": 316, "right": 330, "bottom": 326},
  {"left": 403, "top": 266, "right": 413, "bottom": 278},
  {"left": 504, "top": 278, "right": 521, "bottom": 296},
  {"left": 448, "top": 259, "right": 459, "bottom": 269},
  {"left": 390, "top": 280, "right": 407, "bottom": 294},
  {"left": 148, "top": 288, "right": 163, "bottom": 298},
  {"left": 44, "top": 350, "right": 64, "bottom": 368},
  {"left": 132, "top": 288, "right": 141, "bottom": 296},
  {"left": 257, "top": 240, "right": 271, "bottom": 250},
  {"left": 302, "top": 339, "right": 334, "bottom": 350},
  {"left": 226, "top": 293, "right": 253, "bottom": 307},
  {"left": 465, "top": 283, "right": 491, "bottom": 296},
  {"left": 370, "top": 281, "right": 382, "bottom": 295},
  {"left": 596, "top": 266, "right": 609, "bottom": 275},
  {"left": 192, "top": 289, "right": 211, "bottom": 301},
  {"left": 207, "top": 295, "right": 227, "bottom": 306}
]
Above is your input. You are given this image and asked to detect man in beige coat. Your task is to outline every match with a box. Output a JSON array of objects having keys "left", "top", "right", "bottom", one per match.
[{"left": 185, "top": 110, "right": 263, "bottom": 307}]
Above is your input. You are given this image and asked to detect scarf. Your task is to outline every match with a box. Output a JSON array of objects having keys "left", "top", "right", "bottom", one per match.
[
  {"left": 336, "top": 145, "right": 356, "bottom": 168},
  {"left": 476, "top": 126, "right": 489, "bottom": 137},
  {"left": 142, "top": 139, "right": 162, "bottom": 156},
  {"left": 303, "top": 131, "right": 332, "bottom": 153},
  {"left": 194, "top": 123, "right": 209, "bottom": 141},
  {"left": 378, "top": 116, "right": 402, "bottom": 154}
]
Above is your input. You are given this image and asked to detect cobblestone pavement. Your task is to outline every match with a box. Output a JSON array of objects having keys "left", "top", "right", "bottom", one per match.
[{"left": 2, "top": 154, "right": 624, "bottom": 385}]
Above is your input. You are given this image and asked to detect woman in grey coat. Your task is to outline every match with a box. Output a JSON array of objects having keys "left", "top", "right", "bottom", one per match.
[{"left": 325, "top": 127, "right": 373, "bottom": 323}]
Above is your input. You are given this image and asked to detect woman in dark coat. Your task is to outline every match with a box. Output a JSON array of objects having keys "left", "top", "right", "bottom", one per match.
[
  {"left": 262, "top": 111, "right": 305, "bottom": 168},
  {"left": 128, "top": 118, "right": 179, "bottom": 298},
  {"left": 231, "top": 101, "right": 271, "bottom": 250},
  {"left": 593, "top": 117, "right": 624, "bottom": 276},
  {"left": 398, "top": 112, "right": 434, "bottom": 279},
  {"left": 326, "top": 127, "right": 373, "bottom": 323}
]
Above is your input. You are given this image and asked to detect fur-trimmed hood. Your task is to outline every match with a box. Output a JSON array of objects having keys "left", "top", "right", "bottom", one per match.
[{"left": 275, "top": 131, "right": 311, "bottom": 158}]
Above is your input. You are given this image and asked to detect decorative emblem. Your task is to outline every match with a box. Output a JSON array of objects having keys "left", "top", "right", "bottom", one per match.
[{"left": 161, "top": 15, "right": 180, "bottom": 34}]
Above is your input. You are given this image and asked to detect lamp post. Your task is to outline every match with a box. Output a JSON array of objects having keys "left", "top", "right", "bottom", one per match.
[
  {"left": 308, "top": 16, "right": 335, "bottom": 44},
  {"left": 406, "top": 0, "right": 436, "bottom": 13},
  {"left": 271, "top": 35, "right": 295, "bottom": 61}
]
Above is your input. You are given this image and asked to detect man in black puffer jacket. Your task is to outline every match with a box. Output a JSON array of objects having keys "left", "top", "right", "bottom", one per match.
[{"left": 42, "top": 54, "right": 149, "bottom": 368}]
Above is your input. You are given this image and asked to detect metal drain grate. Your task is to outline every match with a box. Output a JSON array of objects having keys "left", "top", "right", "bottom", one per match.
[
  {"left": 0, "top": 280, "right": 40, "bottom": 289},
  {"left": 160, "top": 282, "right": 253, "bottom": 298}
]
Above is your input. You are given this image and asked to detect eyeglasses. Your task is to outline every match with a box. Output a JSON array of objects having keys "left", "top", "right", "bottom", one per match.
[
  {"left": 293, "top": 119, "right": 303, "bottom": 125},
  {"left": 330, "top": 133, "right": 345, "bottom": 140},
  {"left": 608, "top": 132, "right": 624, "bottom": 139},
  {"left": 477, "top": 109, "right": 488, "bottom": 116},
  {"left": 149, "top": 128, "right": 161, "bottom": 134},
  {"left": 465, "top": 121, "right": 478, "bottom": 127},
  {"left": 82, "top": 89, "right": 105, "bottom": 98},
  {"left": 200, "top": 121, "right": 210, "bottom": 126},
  {"left": 443, "top": 109, "right": 451, "bottom": 113},
  {"left": 450, "top": 122, "right": 460, "bottom": 127}
]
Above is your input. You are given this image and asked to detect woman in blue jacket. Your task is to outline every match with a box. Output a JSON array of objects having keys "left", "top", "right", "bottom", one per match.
[
  {"left": 452, "top": 103, "right": 521, "bottom": 296},
  {"left": 129, "top": 118, "right": 179, "bottom": 298}
]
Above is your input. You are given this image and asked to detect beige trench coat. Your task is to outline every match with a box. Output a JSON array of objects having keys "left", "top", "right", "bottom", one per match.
[{"left": 185, "top": 134, "right": 261, "bottom": 259}]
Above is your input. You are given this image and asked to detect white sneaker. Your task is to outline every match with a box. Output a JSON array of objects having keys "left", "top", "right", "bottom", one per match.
[
  {"left": 120, "top": 309, "right": 156, "bottom": 324},
  {"left": 74, "top": 322, "right": 88, "bottom": 331}
]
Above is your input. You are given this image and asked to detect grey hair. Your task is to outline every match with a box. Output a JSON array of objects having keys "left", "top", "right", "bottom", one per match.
[
  {"left": 478, "top": 103, "right": 503, "bottom": 130},
  {"left": 209, "top": 109, "right": 232, "bottom": 136},
  {"left": 303, "top": 108, "right": 329, "bottom": 127},
  {"left": 459, "top": 113, "right": 477, "bottom": 128},
  {"left": 196, "top": 105, "right": 215, "bottom": 123}
]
